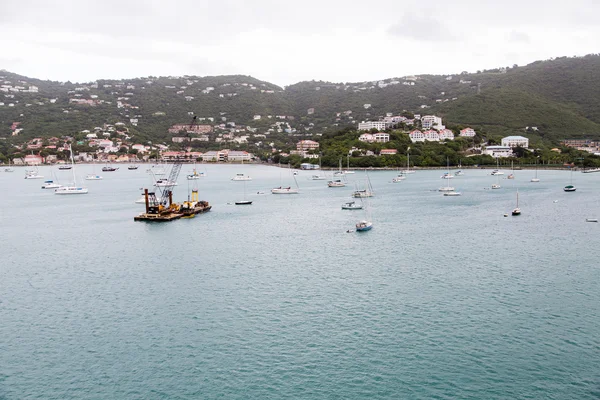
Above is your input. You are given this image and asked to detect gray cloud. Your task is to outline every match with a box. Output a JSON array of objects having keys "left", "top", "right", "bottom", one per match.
[
  {"left": 387, "top": 13, "right": 459, "bottom": 42},
  {"left": 508, "top": 31, "right": 530, "bottom": 43}
]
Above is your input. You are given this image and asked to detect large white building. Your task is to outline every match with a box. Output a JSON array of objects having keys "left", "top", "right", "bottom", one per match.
[
  {"left": 358, "top": 121, "right": 387, "bottom": 131},
  {"left": 484, "top": 146, "right": 512, "bottom": 158},
  {"left": 227, "top": 151, "right": 252, "bottom": 162},
  {"left": 421, "top": 115, "right": 443, "bottom": 130},
  {"left": 501, "top": 136, "right": 529, "bottom": 148}
]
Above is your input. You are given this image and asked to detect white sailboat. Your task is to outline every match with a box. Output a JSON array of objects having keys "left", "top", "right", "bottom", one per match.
[
  {"left": 491, "top": 158, "right": 504, "bottom": 176},
  {"left": 311, "top": 156, "right": 327, "bottom": 180},
  {"left": 231, "top": 158, "right": 251, "bottom": 181},
  {"left": 352, "top": 171, "right": 374, "bottom": 197},
  {"left": 392, "top": 162, "right": 405, "bottom": 182},
  {"left": 328, "top": 158, "right": 346, "bottom": 187},
  {"left": 491, "top": 158, "right": 501, "bottom": 189},
  {"left": 4, "top": 159, "right": 14, "bottom": 172},
  {"left": 272, "top": 163, "right": 299, "bottom": 194},
  {"left": 25, "top": 165, "right": 44, "bottom": 179},
  {"left": 439, "top": 158, "right": 456, "bottom": 192},
  {"left": 355, "top": 197, "right": 373, "bottom": 232},
  {"left": 55, "top": 144, "right": 88, "bottom": 194},
  {"left": 400, "top": 147, "right": 416, "bottom": 174},
  {"left": 187, "top": 161, "right": 204, "bottom": 180},
  {"left": 85, "top": 163, "right": 103, "bottom": 180},
  {"left": 531, "top": 158, "right": 540, "bottom": 182},
  {"left": 42, "top": 171, "right": 62, "bottom": 189},
  {"left": 442, "top": 158, "right": 461, "bottom": 196}
]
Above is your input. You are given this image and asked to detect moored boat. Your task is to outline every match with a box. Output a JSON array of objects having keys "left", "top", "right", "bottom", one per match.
[
  {"left": 355, "top": 220, "right": 373, "bottom": 231},
  {"left": 342, "top": 201, "right": 363, "bottom": 210}
]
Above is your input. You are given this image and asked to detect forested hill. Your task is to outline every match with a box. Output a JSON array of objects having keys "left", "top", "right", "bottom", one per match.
[{"left": 2, "top": 54, "right": 600, "bottom": 144}]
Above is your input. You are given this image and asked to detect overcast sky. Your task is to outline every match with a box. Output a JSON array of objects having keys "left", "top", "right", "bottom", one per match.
[{"left": 1, "top": 0, "right": 598, "bottom": 87}]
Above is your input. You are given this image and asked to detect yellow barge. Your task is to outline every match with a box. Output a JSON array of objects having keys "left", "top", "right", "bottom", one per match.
[{"left": 134, "top": 189, "right": 211, "bottom": 222}]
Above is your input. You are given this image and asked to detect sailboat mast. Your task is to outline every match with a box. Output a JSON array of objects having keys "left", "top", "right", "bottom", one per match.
[{"left": 70, "top": 145, "right": 77, "bottom": 185}]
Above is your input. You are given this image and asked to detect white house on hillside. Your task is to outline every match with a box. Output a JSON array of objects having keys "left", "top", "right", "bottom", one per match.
[
  {"left": 409, "top": 130, "right": 425, "bottom": 142},
  {"left": 359, "top": 133, "right": 389, "bottom": 143},
  {"left": 423, "top": 130, "right": 440, "bottom": 141},
  {"left": 459, "top": 127, "right": 476, "bottom": 137},
  {"left": 438, "top": 129, "right": 454, "bottom": 140}
]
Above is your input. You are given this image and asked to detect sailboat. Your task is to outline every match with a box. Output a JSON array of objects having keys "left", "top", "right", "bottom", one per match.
[
  {"left": 55, "top": 144, "right": 88, "bottom": 194},
  {"left": 352, "top": 171, "right": 374, "bottom": 197},
  {"left": 564, "top": 167, "right": 576, "bottom": 192},
  {"left": 85, "top": 162, "right": 103, "bottom": 180},
  {"left": 42, "top": 171, "right": 62, "bottom": 189},
  {"left": 491, "top": 158, "right": 501, "bottom": 189},
  {"left": 455, "top": 159, "right": 464, "bottom": 176},
  {"left": 355, "top": 197, "right": 373, "bottom": 232},
  {"left": 25, "top": 165, "right": 44, "bottom": 179},
  {"left": 512, "top": 190, "right": 521, "bottom": 215},
  {"left": 187, "top": 160, "right": 204, "bottom": 180},
  {"left": 442, "top": 158, "right": 461, "bottom": 195},
  {"left": 344, "top": 154, "right": 355, "bottom": 174},
  {"left": 148, "top": 153, "right": 166, "bottom": 175},
  {"left": 235, "top": 179, "right": 252, "bottom": 205},
  {"left": 4, "top": 159, "right": 14, "bottom": 172},
  {"left": 102, "top": 161, "right": 119, "bottom": 172},
  {"left": 438, "top": 158, "right": 456, "bottom": 192},
  {"left": 328, "top": 158, "right": 346, "bottom": 187},
  {"left": 491, "top": 158, "right": 504, "bottom": 175},
  {"left": 401, "top": 147, "right": 416, "bottom": 174},
  {"left": 272, "top": 163, "right": 299, "bottom": 194},
  {"left": 311, "top": 156, "right": 326, "bottom": 180},
  {"left": 231, "top": 157, "right": 251, "bottom": 181},
  {"left": 392, "top": 161, "right": 405, "bottom": 182},
  {"left": 507, "top": 160, "right": 515, "bottom": 179},
  {"left": 531, "top": 158, "right": 540, "bottom": 182}
]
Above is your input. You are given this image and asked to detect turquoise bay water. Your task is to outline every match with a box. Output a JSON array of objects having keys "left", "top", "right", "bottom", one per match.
[{"left": 2, "top": 165, "right": 600, "bottom": 399}]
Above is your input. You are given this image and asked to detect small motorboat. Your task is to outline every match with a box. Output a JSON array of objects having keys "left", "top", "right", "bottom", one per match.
[
  {"left": 355, "top": 220, "right": 373, "bottom": 232},
  {"left": 586, "top": 218, "right": 598, "bottom": 223},
  {"left": 341, "top": 201, "right": 363, "bottom": 210},
  {"left": 41, "top": 180, "right": 61, "bottom": 189}
]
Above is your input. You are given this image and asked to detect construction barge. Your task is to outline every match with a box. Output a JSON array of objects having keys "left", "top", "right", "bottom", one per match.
[{"left": 134, "top": 189, "right": 211, "bottom": 222}]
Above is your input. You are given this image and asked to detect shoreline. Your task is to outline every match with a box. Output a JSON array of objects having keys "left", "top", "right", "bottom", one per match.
[{"left": 3, "top": 162, "right": 589, "bottom": 172}]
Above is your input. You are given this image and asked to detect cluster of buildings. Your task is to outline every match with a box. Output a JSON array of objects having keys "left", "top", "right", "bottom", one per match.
[
  {"left": 483, "top": 136, "right": 530, "bottom": 158},
  {"left": 561, "top": 139, "right": 600, "bottom": 155}
]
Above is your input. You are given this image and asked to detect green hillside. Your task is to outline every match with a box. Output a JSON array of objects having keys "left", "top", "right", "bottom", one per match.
[{"left": 2, "top": 54, "right": 600, "bottom": 145}]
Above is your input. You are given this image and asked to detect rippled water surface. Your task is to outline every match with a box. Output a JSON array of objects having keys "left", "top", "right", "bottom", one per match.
[{"left": 2, "top": 165, "right": 600, "bottom": 399}]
